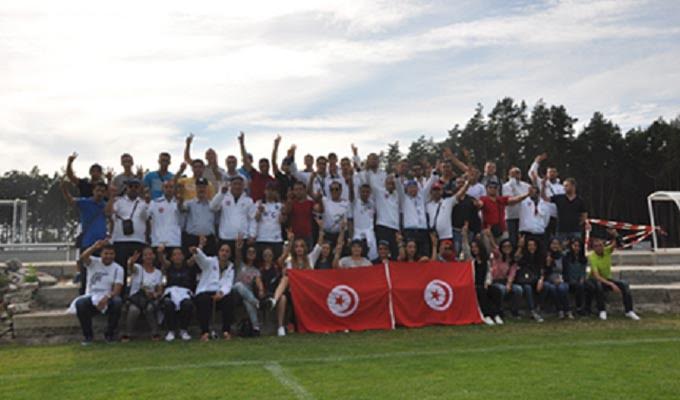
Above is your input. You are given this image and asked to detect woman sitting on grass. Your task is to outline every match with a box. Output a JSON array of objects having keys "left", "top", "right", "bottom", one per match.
[{"left": 122, "top": 247, "right": 163, "bottom": 342}]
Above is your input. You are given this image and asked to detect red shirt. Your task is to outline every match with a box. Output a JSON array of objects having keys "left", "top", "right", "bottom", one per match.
[
  {"left": 249, "top": 170, "right": 275, "bottom": 202},
  {"left": 480, "top": 195, "right": 509, "bottom": 231},
  {"left": 290, "top": 199, "right": 315, "bottom": 238}
]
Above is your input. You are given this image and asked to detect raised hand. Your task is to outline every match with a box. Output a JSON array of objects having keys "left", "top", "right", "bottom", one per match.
[
  {"left": 67, "top": 152, "right": 78, "bottom": 163},
  {"left": 286, "top": 229, "right": 295, "bottom": 243},
  {"left": 105, "top": 167, "right": 114, "bottom": 182},
  {"left": 274, "top": 135, "right": 282, "bottom": 145},
  {"left": 351, "top": 143, "right": 358, "bottom": 156},
  {"left": 238, "top": 131, "right": 245, "bottom": 142},
  {"left": 198, "top": 235, "right": 207, "bottom": 249},
  {"left": 236, "top": 234, "right": 244, "bottom": 249},
  {"left": 186, "top": 133, "right": 194, "bottom": 145},
  {"left": 128, "top": 250, "right": 141, "bottom": 265}
]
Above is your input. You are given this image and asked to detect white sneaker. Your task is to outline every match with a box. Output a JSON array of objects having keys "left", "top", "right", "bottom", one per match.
[
  {"left": 625, "top": 311, "right": 641, "bottom": 321},
  {"left": 493, "top": 315, "right": 504, "bottom": 325},
  {"left": 165, "top": 331, "right": 175, "bottom": 342},
  {"left": 599, "top": 311, "right": 607, "bottom": 321},
  {"left": 483, "top": 316, "right": 495, "bottom": 326},
  {"left": 180, "top": 330, "right": 191, "bottom": 341},
  {"left": 269, "top": 297, "right": 277, "bottom": 311},
  {"left": 531, "top": 311, "right": 544, "bottom": 323},
  {"left": 277, "top": 326, "right": 286, "bottom": 337}
]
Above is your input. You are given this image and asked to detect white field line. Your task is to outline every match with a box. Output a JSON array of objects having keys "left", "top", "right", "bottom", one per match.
[
  {"left": 1, "top": 336, "right": 679, "bottom": 382},
  {"left": 265, "top": 362, "right": 314, "bottom": 400}
]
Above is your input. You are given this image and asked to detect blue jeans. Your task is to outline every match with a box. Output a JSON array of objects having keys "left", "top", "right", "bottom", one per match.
[
  {"left": 543, "top": 281, "right": 570, "bottom": 312},
  {"left": 492, "top": 282, "right": 523, "bottom": 315},
  {"left": 233, "top": 282, "right": 260, "bottom": 330},
  {"left": 516, "top": 283, "right": 537, "bottom": 311},
  {"left": 75, "top": 295, "right": 123, "bottom": 340}
]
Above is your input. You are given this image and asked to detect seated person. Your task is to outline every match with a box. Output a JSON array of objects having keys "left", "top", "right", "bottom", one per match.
[
  {"left": 334, "top": 238, "right": 372, "bottom": 268},
  {"left": 232, "top": 236, "right": 266, "bottom": 337},
  {"left": 587, "top": 234, "right": 640, "bottom": 321},
  {"left": 68, "top": 240, "right": 124, "bottom": 345},
  {"left": 159, "top": 247, "right": 195, "bottom": 342},
  {"left": 122, "top": 247, "right": 163, "bottom": 342}
]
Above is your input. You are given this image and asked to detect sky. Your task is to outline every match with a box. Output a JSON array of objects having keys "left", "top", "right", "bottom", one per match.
[{"left": 1, "top": 0, "right": 679, "bottom": 176}]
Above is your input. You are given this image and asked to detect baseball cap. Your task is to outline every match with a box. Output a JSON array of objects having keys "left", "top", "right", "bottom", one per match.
[
  {"left": 196, "top": 177, "right": 209, "bottom": 186},
  {"left": 126, "top": 177, "right": 141, "bottom": 186}
]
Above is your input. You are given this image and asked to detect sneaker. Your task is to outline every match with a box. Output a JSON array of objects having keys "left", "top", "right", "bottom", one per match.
[
  {"left": 625, "top": 311, "right": 641, "bottom": 321},
  {"left": 483, "top": 316, "right": 495, "bottom": 326},
  {"left": 599, "top": 311, "right": 607, "bottom": 321},
  {"left": 277, "top": 326, "right": 286, "bottom": 337},
  {"left": 81, "top": 337, "right": 93, "bottom": 346},
  {"left": 566, "top": 311, "right": 575, "bottom": 320},
  {"left": 180, "top": 330, "right": 192, "bottom": 341},
  {"left": 493, "top": 315, "right": 504, "bottom": 325},
  {"left": 165, "top": 331, "right": 176, "bottom": 342},
  {"left": 531, "top": 311, "right": 544, "bottom": 323},
  {"left": 268, "top": 297, "right": 277, "bottom": 311},
  {"left": 558, "top": 311, "right": 565, "bottom": 320}
]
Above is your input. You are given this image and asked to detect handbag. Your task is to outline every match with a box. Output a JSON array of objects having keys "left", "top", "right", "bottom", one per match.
[{"left": 118, "top": 200, "right": 139, "bottom": 236}]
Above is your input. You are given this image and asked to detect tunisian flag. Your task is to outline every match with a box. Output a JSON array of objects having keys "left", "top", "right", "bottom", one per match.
[
  {"left": 389, "top": 261, "right": 483, "bottom": 327},
  {"left": 288, "top": 265, "right": 393, "bottom": 333}
]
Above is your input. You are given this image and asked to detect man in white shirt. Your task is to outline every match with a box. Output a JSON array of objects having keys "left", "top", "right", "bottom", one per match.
[
  {"left": 317, "top": 181, "right": 351, "bottom": 250},
  {"left": 148, "top": 180, "right": 183, "bottom": 252},
  {"left": 529, "top": 153, "right": 565, "bottom": 237},
  {"left": 252, "top": 182, "right": 287, "bottom": 260},
  {"left": 210, "top": 176, "right": 254, "bottom": 260},
  {"left": 72, "top": 240, "right": 124, "bottom": 345},
  {"left": 427, "top": 179, "right": 469, "bottom": 243},
  {"left": 366, "top": 173, "right": 400, "bottom": 260},
  {"left": 105, "top": 177, "right": 148, "bottom": 291},
  {"left": 349, "top": 183, "right": 377, "bottom": 260},
  {"left": 518, "top": 186, "right": 551, "bottom": 250},
  {"left": 503, "top": 167, "right": 531, "bottom": 247},
  {"left": 397, "top": 165, "right": 437, "bottom": 259}
]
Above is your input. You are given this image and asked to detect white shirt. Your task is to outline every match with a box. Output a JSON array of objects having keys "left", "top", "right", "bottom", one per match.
[
  {"left": 322, "top": 197, "right": 350, "bottom": 233},
  {"left": 324, "top": 174, "right": 350, "bottom": 201},
  {"left": 467, "top": 183, "right": 486, "bottom": 200},
  {"left": 128, "top": 264, "right": 163, "bottom": 296},
  {"left": 427, "top": 196, "right": 458, "bottom": 240},
  {"left": 338, "top": 256, "right": 372, "bottom": 268},
  {"left": 111, "top": 195, "right": 149, "bottom": 243},
  {"left": 398, "top": 175, "right": 436, "bottom": 230},
  {"left": 518, "top": 198, "right": 551, "bottom": 234},
  {"left": 210, "top": 191, "right": 254, "bottom": 240},
  {"left": 503, "top": 179, "right": 531, "bottom": 220},
  {"left": 528, "top": 161, "right": 565, "bottom": 218},
  {"left": 252, "top": 201, "right": 284, "bottom": 243},
  {"left": 84, "top": 256, "right": 124, "bottom": 296},
  {"left": 148, "top": 197, "right": 182, "bottom": 247},
  {"left": 350, "top": 198, "right": 375, "bottom": 232},
  {"left": 365, "top": 171, "right": 399, "bottom": 230},
  {"left": 193, "top": 248, "right": 224, "bottom": 294},
  {"left": 285, "top": 244, "right": 322, "bottom": 270},
  {"left": 219, "top": 263, "right": 235, "bottom": 295}
]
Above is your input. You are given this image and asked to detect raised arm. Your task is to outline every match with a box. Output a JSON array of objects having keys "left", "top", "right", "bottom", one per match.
[
  {"left": 60, "top": 179, "right": 76, "bottom": 207},
  {"left": 104, "top": 186, "right": 117, "bottom": 217},
  {"left": 183, "top": 133, "right": 194, "bottom": 164},
  {"left": 529, "top": 153, "right": 547, "bottom": 185},
  {"left": 442, "top": 147, "right": 470, "bottom": 174},
  {"left": 126, "top": 250, "right": 142, "bottom": 277},
  {"left": 173, "top": 162, "right": 188, "bottom": 185},
  {"left": 507, "top": 190, "right": 531, "bottom": 206},
  {"left": 271, "top": 135, "right": 281, "bottom": 176},
  {"left": 455, "top": 178, "right": 470, "bottom": 201},
  {"left": 238, "top": 131, "right": 254, "bottom": 172},
  {"left": 66, "top": 152, "right": 79, "bottom": 185},
  {"left": 79, "top": 239, "right": 108, "bottom": 266},
  {"left": 277, "top": 229, "right": 294, "bottom": 268}
]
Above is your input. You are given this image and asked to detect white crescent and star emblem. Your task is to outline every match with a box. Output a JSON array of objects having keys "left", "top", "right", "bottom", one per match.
[
  {"left": 327, "top": 284, "right": 360, "bottom": 317},
  {"left": 424, "top": 279, "right": 453, "bottom": 311}
]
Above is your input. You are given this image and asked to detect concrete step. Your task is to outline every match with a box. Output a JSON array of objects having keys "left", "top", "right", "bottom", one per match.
[
  {"left": 35, "top": 281, "right": 80, "bottom": 309},
  {"left": 612, "top": 266, "right": 680, "bottom": 285},
  {"left": 612, "top": 250, "right": 680, "bottom": 266},
  {"left": 0, "top": 261, "right": 78, "bottom": 279}
]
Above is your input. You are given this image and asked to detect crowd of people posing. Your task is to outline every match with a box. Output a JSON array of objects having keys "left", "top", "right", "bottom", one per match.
[{"left": 61, "top": 133, "right": 640, "bottom": 345}]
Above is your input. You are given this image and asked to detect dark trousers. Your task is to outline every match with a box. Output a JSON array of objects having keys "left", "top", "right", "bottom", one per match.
[
  {"left": 75, "top": 295, "right": 123, "bottom": 340},
  {"left": 546, "top": 217, "right": 558, "bottom": 239},
  {"left": 183, "top": 233, "right": 216, "bottom": 257},
  {"left": 506, "top": 219, "right": 519, "bottom": 248},
  {"left": 543, "top": 281, "right": 570, "bottom": 312},
  {"left": 113, "top": 241, "right": 145, "bottom": 294},
  {"left": 476, "top": 285, "right": 502, "bottom": 317},
  {"left": 192, "top": 291, "right": 236, "bottom": 333},
  {"left": 587, "top": 278, "right": 634, "bottom": 313},
  {"left": 163, "top": 297, "right": 193, "bottom": 331},
  {"left": 403, "top": 228, "right": 431, "bottom": 259},
  {"left": 568, "top": 280, "right": 587, "bottom": 312},
  {"left": 375, "top": 225, "right": 399, "bottom": 260}
]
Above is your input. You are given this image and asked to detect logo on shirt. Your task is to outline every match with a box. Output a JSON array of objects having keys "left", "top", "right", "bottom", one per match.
[
  {"left": 423, "top": 279, "right": 453, "bottom": 311},
  {"left": 327, "top": 285, "right": 360, "bottom": 317},
  {"left": 89, "top": 271, "right": 109, "bottom": 287},
  {"left": 159, "top": 207, "right": 164, "bottom": 213}
]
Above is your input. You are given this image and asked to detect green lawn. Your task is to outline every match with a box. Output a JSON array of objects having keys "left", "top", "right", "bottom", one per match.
[{"left": 2, "top": 316, "right": 680, "bottom": 399}]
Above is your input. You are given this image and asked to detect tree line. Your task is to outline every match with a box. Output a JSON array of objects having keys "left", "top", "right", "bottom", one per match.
[{"left": 1, "top": 97, "right": 679, "bottom": 246}]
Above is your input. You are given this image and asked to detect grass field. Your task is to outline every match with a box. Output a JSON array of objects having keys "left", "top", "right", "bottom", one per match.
[{"left": 2, "top": 315, "right": 680, "bottom": 399}]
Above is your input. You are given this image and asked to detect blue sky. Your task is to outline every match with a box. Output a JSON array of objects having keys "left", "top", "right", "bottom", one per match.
[{"left": 1, "top": 0, "right": 679, "bottom": 175}]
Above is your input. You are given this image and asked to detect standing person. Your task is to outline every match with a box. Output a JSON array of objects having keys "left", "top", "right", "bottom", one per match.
[
  {"left": 122, "top": 248, "right": 163, "bottom": 342},
  {"left": 224, "top": 155, "right": 248, "bottom": 187},
  {"left": 232, "top": 238, "right": 266, "bottom": 337},
  {"left": 239, "top": 132, "right": 275, "bottom": 202},
  {"left": 210, "top": 176, "right": 254, "bottom": 258},
  {"left": 143, "top": 152, "right": 174, "bottom": 200},
  {"left": 284, "top": 181, "right": 316, "bottom": 248},
  {"left": 480, "top": 161, "right": 502, "bottom": 194},
  {"left": 159, "top": 248, "right": 194, "bottom": 342},
  {"left": 65, "top": 152, "right": 107, "bottom": 197},
  {"left": 190, "top": 236, "right": 235, "bottom": 341},
  {"left": 148, "top": 180, "right": 183, "bottom": 253},
  {"left": 252, "top": 182, "right": 286, "bottom": 260},
  {"left": 518, "top": 186, "right": 551, "bottom": 252},
  {"left": 396, "top": 163, "right": 437, "bottom": 259},
  {"left": 541, "top": 178, "right": 589, "bottom": 243},
  {"left": 349, "top": 183, "right": 377, "bottom": 261},
  {"left": 514, "top": 236, "right": 545, "bottom": 322},
  {"left": 366, "top": 173, "right": 400, "bottom": 260},
  {"left": 112, "top": 153, "right": 143, "bottom": 197},
  {"left": 452, "top": 176, "right": 483, "bottom": 253},
  {"left": 175, "top": 159, "right": 215, "bottom": 201},
  {"left": 105, "top": 178, "right": 149, "bottom": 292},
  {"left": 306, "top": 156, "right": 329, "bottom": 197},
  {"left": 316, "top": 181, "right": 351, "bottom": 250},
  {"left": 587, "top": 235, "right": 640, "bottom": 321},
  {"left": 271, "top": 137, "right": 297, "bottom": 200},
  {"left": 477, "top": 181, "right": 530, "bottom": 241},
  {"left": 542, "top": 239, "right": 573, "bottom": 319},
  {"left": 503, "top": 166, "right": 531, "bottom": 247},
  {"left": 183, "top": 133, "right": 225, "bottom": 190},
  {"left": 563, "top": 239, "right": 588, "bottom": 315},
  {"left": 181, "top": 178, "right": 217, "bottom": 256},
  {"left": 483, "top": 230, "right": 521, "bottom": 321},
  {"left": 61, "top": 180, "right": 108, "bottom": 294},
  {"left": 529, "top": 153, "right": 564, "bottom": 237},
  {"left": 69, "top": 240, "right": 124, "bottom": 345},
  {"left": 427, "top": 179, "right": 469, "bottom": 245}
]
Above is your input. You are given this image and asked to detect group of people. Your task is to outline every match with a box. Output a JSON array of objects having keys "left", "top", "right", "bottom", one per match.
[{"left": 62, "top": 132, "right": 640, "bottom": 345}]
